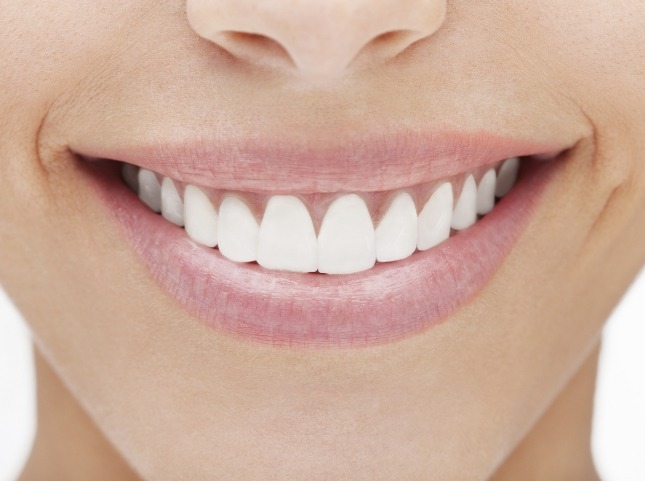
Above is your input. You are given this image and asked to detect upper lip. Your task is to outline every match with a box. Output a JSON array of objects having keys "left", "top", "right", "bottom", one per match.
[{"left": 75, "top": 129, "right": 569, "bottom": 194}]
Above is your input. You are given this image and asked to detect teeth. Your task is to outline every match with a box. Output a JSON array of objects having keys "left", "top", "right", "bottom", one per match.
[
  {"left": 318, "top": 194, "right": 376, "bottom": 275},
  {"left": 124, "top": 156, "right": 526, "bottom": 274},
  {"left": 161, "top": 177, "right": 184, "bottom": 226},
  {"left": 218, "top": 196, "right": 260, "bottom": 263},
  {"left": 138, "top": 169, "right": 162, "bottom": 213},
  {"left": 257, "top": 196, "right": 317, "bottom": 273},
  {"left": 476, "top": 169, "right": 497, "bottom": 215},
  {"left": 121, "top": 163, "right": 139, "bottom": 193},
  {"left": 184, "top": 185, "right": 218, "bottom": 248},
  {"left": 495, "top": 157, "right": 520, "bottom": 198},
  {"left": 375, "top": 192, "right": 418, "bottom": 263},
  {"left": 451, "top": 175, "right": 477, "bottom": 231},
  {"left": 417, "top": 183, "right": 453, "bottom": 251}
]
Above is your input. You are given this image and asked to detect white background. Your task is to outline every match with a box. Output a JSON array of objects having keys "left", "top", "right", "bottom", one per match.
[{"left": 1, "top": 271, "right": 644, "bottom": 481}]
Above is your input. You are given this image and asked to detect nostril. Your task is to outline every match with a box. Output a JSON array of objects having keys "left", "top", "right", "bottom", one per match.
[
  {"left": 371, "top": 29, "right": 426, "bottom": 52},
  {"left": 371, "top": 30, "right": 414, "bottom": 45},
  {"left": 216, "top": 31, "right": 295, "bottom": 69},
  {"left": 186, "top": 0, "right": 447, "bottom": 79},
  {"left": 338, "top": 30, "right": 424, "bottom": 69}
]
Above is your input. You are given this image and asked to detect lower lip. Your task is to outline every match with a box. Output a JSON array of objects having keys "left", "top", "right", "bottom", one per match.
[{"left": 84, "top": 159, "right": 555, "bottom": 348}]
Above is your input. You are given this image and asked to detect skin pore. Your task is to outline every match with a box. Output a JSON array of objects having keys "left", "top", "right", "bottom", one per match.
[{"left": 1, "top": 0, "right": 644, "bottom": 480}]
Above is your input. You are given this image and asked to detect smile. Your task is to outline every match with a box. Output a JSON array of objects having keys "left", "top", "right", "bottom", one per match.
[
  {"left": 78, "top": 131, "right": 569, "bottom": 347},
  {"left": 122, "top": 157, "right": 521, "bottom": 274}
]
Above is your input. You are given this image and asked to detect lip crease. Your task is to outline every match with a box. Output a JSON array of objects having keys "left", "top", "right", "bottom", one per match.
[
  {"left": 73, "top": 130, "right": 564, "bottom": 194},
  {"left": 82, "top": 141, "right": 559, "bottom": 348}
]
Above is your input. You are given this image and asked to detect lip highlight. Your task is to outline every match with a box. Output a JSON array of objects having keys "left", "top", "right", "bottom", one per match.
[{"left": 83, "top": 152, "right": 558, "bottom": 348}]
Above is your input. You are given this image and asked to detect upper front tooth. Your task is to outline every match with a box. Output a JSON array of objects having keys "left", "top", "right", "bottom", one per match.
[
  {"left": 318, "top": 194, "right": 376, "bottom": 275},
  {"left": 138, "top": 169, "right": 162, "bottom": 213},
  {"left": 184, "top": 185, "right": 218, "bottom": 248},
  {"left": 495, "top": 157, "right": 520, "bottom": 197},
  {"left": 476, "top": 169, "right": 496, "bottom": 215},
  {"left": 417, "top": 183, "right": 453, "bottom": 251},
  {"left": 257, "top": 195, "right": 317, "bottom": 273},
  {"left": 451, "top": 175, "right": 477, "bottom": 230},
  {"left": 375, "top": 192, "right": 418, "bottom": 263},
  {"left": 218, "top": 196, "right": 259, "bottom": 263},
  {"left": 161, "top": 177, "right": 184, "bottom": 226}
]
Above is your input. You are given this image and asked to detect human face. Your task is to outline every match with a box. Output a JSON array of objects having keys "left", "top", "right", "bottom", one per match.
[{"left": 1, "top": 1, "right": 643, "bottom": 479}]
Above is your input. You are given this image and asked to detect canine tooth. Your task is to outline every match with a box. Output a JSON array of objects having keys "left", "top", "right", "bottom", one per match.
[
  {"left": 138, "top": 169, "right": 162, "bottom": 213},
  {"left": 417, "top": 183, "right": 453, "bottom": 251},
  {"left": 121, "top": 163, "right": 139, "bottom": 193},
  {"left": 218, "top": 196, "right": 259, "bottom": 263},
  {"left": 476, "top": 169, "right": 496, "bottom": 215},
  {"left": 451, "top": 175, "right": 477, "bottom": 230},
  {"left": 161, "top": 177, "right": 184, "bottom": 226},
  {"left": 375, "top": 192, "right": 418, "bottom": 263},
  {"left": 257, "top": 196, "right": 317, "bottom": 273},
  {"left": 184, "top": 185, "right": 218, "bottom": 247},
  {"left": 495, "top": 157, "right": 520, "bottom": 197},
  {"left": 318, "top": 194, "right": 376, "bottom": 275}
]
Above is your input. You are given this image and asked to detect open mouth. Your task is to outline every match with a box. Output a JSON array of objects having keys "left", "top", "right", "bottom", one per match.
[
  {"left": 78, "top": 132, "right": 568, "bottom": 348},
  {"left": 120, "top": 157, "right": 520, "bottom": 275}
]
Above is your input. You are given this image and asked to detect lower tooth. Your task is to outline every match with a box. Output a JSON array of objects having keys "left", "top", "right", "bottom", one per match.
[
  {"left": 317, "top": 194, "right": 376, "bottom": 275},
  {"left": 184, "top": 185, "right": 218, "bottom": 248},
  {"left": 495, "top": 157, "right": 520, "bottom": 197},
  {"left": 138, "top": 169, "right": 162, "bottom": 213},
  {"left": 451, "top": 175, "right": 477, "bottom": 230}
]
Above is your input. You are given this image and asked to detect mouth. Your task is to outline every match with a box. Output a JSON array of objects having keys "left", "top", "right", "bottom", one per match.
[
  {"left": 78, "top": 131, "right": 568, "bottom": 347},
  {"left": 121, "top": 155, "right": 522, "bottom": 274}
]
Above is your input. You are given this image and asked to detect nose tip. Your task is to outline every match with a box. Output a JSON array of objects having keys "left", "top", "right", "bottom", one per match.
[{"left": 187, "top": 0, "right": 447, "bottom": 81}]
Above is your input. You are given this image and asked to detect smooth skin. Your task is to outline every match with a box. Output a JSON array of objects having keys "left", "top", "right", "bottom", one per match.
[{"left": 1, "top": 1, "right": 644, "bottom": 480}]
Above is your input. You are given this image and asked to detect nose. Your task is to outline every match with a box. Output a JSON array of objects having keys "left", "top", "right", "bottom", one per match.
[{"left": 187, "top": 0, "right": 447, "bottom": 81}]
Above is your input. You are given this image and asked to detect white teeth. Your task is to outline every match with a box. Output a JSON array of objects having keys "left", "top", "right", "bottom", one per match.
[
  {"left": 318, "top": 194, "right": 376, "bottom": 275},
  {"left": 257, "top": 196, "right": 317, "bottom": 273},
  {"left": 122, "top": 163, "right": 139, "bottom": 193},
  {"left": 417, "top": 183, "right": 453, "bottom": 251},
  {"left": 375, "top": 192, "right": 418, "bottom": 263},
  {"left": 451, "top": 175, "right": 477, "bottom": 231},
  {"left": 218, "top": 196, "right": 259, "bottom": 263},
  {"left": 138, "top": 169, "right": 162, "bottom": 213},
  {"left": 129, "top": 156, "right": 523, "bottom": 273},
  {"left": 161, "top": 177, "right": 184, "bottom": 226},
  {"left": 495, "top": 157, "right": 520, "bottom": 198},
  {"left": 476, "top": 169, "right": 497, "bottom": 215},
  {"left": 184, "top": 185, "right": 218, "bottom": 248}
]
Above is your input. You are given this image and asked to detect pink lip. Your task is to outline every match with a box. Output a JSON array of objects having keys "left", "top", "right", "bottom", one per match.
[
  {"left": 83, "top": 152, "right": 558, "bottom": 348},
  {"left": 75, "top": 130, "right": 562, "bottom": 194}
]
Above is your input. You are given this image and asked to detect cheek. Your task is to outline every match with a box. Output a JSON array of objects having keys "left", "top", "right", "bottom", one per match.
[
  {"left": 0, "top": 0, "right": 168, "bottom": 261},
  {"left": 527, "top": 2, "right": 643, "bottom": 101},
  {"left": 0, "top": 1, "right": 158, "bottom": 113},
  {"left": 520, "top": 2, "right": 645, "bottom": 232}
]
